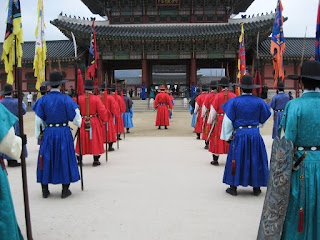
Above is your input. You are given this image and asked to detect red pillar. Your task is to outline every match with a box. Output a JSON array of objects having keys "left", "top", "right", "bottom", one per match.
[{"left": 190, "top": 58, "right": 197, "bottom": 86}]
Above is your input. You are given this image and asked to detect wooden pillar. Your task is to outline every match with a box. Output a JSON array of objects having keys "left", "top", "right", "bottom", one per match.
[
  {"left": 147, "top": 62, "right": 153, "bottom": 97},
  {"left": 142, "top": 59, "right": 148, "bottom": 86},
  {"left": 190, "top": 58, "right": 197, "bottom": 86}
]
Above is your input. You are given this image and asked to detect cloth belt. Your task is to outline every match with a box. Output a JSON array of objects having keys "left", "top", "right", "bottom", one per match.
[
  {"left": 47, "top": 123, "right": 68, "bottom": 127},
  {"left": 159, "top": 103, "right": 167, "bottom": 106},
  {"left": 295, "top": 146, "right": 320, "bottom": 151},
  {"left": 274, "top": 110, "right": 284, "bottom": 112},
  {"left": 82, "top": 114, "right": 98, "bottom": 118},
  {"left": 234, "top": 125, "right": 259, "bottom": 130}
]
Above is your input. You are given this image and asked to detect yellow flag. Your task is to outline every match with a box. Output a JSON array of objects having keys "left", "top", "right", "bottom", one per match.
[
  {"left": 33, "top": 0, "right": 47, "bottom": 96},
  {"left": 1, "top": 0, "right": 24, "bottom": 84}
]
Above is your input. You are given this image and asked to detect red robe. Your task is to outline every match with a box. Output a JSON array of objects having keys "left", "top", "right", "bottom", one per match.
[
  {"left": 208, "top": 90, "right": 236, "bottom": 154},
  {"left": 194, "top": 93, "right": 207, "bottom": 133},
  {"left": 75, "top": 93, "right": 109, "bottom": 155},
  {"left": 114, "top": 93, "right": 126, "bottom": 133},
  {"left": 202, "top": 91, "right": 216, "bottom": 140},
  {"left": 154, "top": 92, "right": 173, "bottom": 126},
  {"left": 101, "top": 92, "right": 120, "bottom": 143}
]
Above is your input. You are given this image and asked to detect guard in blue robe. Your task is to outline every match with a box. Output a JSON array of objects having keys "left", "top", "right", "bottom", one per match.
[
  {"left": 280, "top": 61, "right": 320, "bottom": 239},
  {"left": 269, "top": 82, "right": 289, "bottom": 139},
  {"left": 0, "top": 103, "right": 23, "bottom": 240},
  {"left": 190, "top": 83, "right": 196, "bottom": 98},
  {"left": 221, "top": 75, "right": 270, "bottom": 196},
  {"left": 189, "top": 89, "right": 200, "bottom": 128},
  {"left": 122, "top": 89, "right": 134, "bottom": 133},
  {"left": 32, "top": 72, "right": 81, "bottom": 199},
  {"left": 140, "top": 83, "right": 147, "bottom": 100},
  {"left": 0, "top": 84, "right": 27, "bottom": 167}
]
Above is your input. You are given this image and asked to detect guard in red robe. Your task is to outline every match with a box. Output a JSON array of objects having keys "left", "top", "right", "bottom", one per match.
[
  {"left": 201, "top": 81, "right": 218, "bottom": 149},
  {"left": 113, "top": 89, "right": 126, "bottom": 140},
  {"left": 194, "top": 85, "right": 208, "bottom": 139},
  {"left": 75, "top": 80, "right": 109, "bottom": 166},
  {"left": 154, "top": 85, "right": 173, "bottom": 129},
  {"left": 207, "top": 77, "right": 236, "bottom": 165},
  {"left": 100, "top": 84, "right": 120, "bottom": 151}
]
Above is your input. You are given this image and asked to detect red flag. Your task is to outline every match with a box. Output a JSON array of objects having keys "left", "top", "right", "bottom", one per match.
[
  {"left": 87, "top": 20, "right": 98, "bottom": 86},
  {"left": 253, "top": 70, "right": 262, "bottom": 96},
  {"left": 77, "top": 68, "right": 84, "bottom": 95}
]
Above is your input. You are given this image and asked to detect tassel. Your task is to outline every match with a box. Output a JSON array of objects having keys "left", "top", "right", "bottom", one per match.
[
  {"left": 232, "top": 160, "right": 236, "bottom": 175},
  {"left": 40, "top": 155, "right": 43, "bottom": 170},
  {"left": 297, "top": 208, "right": 304, "bottom": 233},
  {"left": 89, "top": 127, "right": 92, "bottom": 140}
]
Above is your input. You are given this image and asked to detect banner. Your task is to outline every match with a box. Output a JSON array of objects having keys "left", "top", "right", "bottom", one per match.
[
  {"left": 1, "top": 0, "right": 23, "bottom": 84},
  {"left": 33, "top": 0, "right": 47, "bottom": 97},
  {"left": 271, "top": 0, "right": 285, "bottom": 88},
  {"left": 87, "top": 20, "right": 98, "bottom": 87},
  {"left": 236, "top": 23, "right": 246, "bottom": 96},
  {"left": 316, "top": 0, "right": 320, "bottom": 61}
]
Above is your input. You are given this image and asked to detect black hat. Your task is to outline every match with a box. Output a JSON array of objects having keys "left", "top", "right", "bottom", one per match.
[
  {"left": 277, "top": 81, "right": 285, "bottom": 89},
  {"left": 202, "top": 84, "right": 209, "bottom": 91},
  {"left": 0, "top": 84, "right": 16, "bottom": 95},
  {"left": 43, "top": 71, "right": 68, "bottom": 86},
  {"left": 84, "top": 79, "right": 95, "bottom": 90},
  {"left": 195, "top": 88, "right": 201, "bottom": 94},
  {"left": 234, "top": 75, "right": 260, "bottom": 89},
  {"left": 209, "top": 81, "right": 218, "bottom": 88},
  {"left": 288, "top": 60, "right": 320, "bottom": 81},
  {"left": 218, "top": 77, "right": 231, "bottom": 87},
  {"left": 36, "top": 85, "right": 48, "bottom": 95}
]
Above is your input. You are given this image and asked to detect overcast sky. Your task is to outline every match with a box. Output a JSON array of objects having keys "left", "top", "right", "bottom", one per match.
[{"left": 0, "top": 0, "right": 318, "bottom": 42}]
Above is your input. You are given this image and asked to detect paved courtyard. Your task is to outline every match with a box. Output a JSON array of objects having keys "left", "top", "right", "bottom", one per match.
[{"left": 9, "top": 111, "right": 274, "bottom": 239}]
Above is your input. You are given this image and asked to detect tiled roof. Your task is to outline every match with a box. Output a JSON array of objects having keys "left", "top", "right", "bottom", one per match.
[
  {"left": 51, "top": 15, "right": 274, "bottom": 41},
  {"left": 258, "top": 38, "right": 316, "bottom": 60},
  {"left": 0, "top": 40, "right": 86, "bottom": 62}
]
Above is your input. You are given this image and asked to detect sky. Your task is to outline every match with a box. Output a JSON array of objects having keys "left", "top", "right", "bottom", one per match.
[{"left": 0, "top": 0, "right": 319, "bottom": 42}]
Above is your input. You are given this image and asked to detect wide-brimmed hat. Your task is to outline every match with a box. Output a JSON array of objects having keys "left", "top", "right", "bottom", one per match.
[
  {"left": 42, "top": 71, "right": 68, "bottom": 86},
  {"left": 234, "top": 75, "right": 260, "bottom": 89},
  {"left": 277, "top": 81, "right": 285, "bottom": 89},
  {"left": 84, "top": 79, "right": 95, "bottom": 90},
  {"left": 160, "top": 85, "right": 166, "bottom": 90},
  {"left": 209, "top": 81, "right": 218, "bottom": 88},
  {"left": 288, "top": 60, "right": 320, "bottom": 81},
  {"left": 36, "top": 85, "right": 48, "bottom": 95},
  {"left": 0, "top": 84, "right": 16, "bottom": 95},
  {"left": 100, "top": 83, "right": 116, "bottom": 91},
  {"left": 218, "top": 77, "right": 232, "bottom": 87},
  {"left": 202, "top": 84, "right": 209, "bottom": 91}
]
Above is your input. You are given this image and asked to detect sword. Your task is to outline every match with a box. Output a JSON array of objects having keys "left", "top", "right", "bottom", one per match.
[{"left": 292, "top": 151, "right": 308, "bottom": 171}]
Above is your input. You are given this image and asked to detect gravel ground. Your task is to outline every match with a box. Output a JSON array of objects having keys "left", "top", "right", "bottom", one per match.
[{"left": 8, "top": 110, "right": 274, "bottom": 240}]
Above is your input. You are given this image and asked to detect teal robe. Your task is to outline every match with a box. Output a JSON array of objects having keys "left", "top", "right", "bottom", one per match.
[{"left": 280, "top": 92, "right": 320, "bottom": 240}]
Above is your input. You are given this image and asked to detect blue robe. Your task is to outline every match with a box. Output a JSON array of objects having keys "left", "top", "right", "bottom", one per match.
[
  {"left": 32, "top": 92, "right": 80, "bottom": 184},
  {"left": 222, "top": 95, "right": 270, "bottom": 187},
  {"left": 269, "top": 92, "right": 290, "bottom": 139},
  {"left": 123, "top": 95, "right": 134, "bottom": 129},
  {"left": 190, "top": 106, "right": 197, "bottom": 128},
  {"left": 280, "top": 92, "right": 320, "bottom": 239},
  {"left": 0, "top": 104, "right": 23, "bottom": 239},
  {"left": 190, "top": 86, "right": 196, "bottom": 98},
  {"left": 140, "top": 86, "right": 147, "bottom": 99}
]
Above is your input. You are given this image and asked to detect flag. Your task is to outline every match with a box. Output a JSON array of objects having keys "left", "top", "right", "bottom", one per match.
[
  {"left": 33, "top": 0, "right": 46, "bottom": 98},
  {"left": 1, "top": 0, "right": 23, "bottom": 84},
  {"left": 77, "top": 68, "right": 84, "bottom": 96},
  {"left": 87, "top": 20, "right": 98, "bottom": 87},
  {"left": 253, "top": 70, "right": 262, "bottom": 96},
  {"left": 271, "top": 0, "right": 285, "bottom": 88},
  {"left": 236, "top": 23, "right": 246, "bottom": 96},
  {"left": 316, "top": 0, "right": 320, "bottom": 61}
]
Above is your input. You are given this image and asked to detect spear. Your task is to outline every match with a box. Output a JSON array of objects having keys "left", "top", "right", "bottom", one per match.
[
  {"left": 71, "top": 31, "right": 84, "bottom": 191},
  {"left": 297, "top": 27, "right": 307, "bottom": 98}
]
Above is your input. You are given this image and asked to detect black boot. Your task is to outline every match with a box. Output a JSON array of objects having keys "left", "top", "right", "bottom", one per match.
[
  {"left": 61, "top": 184, "right": 72, "bottom": 198},
  {"left": 41, "top": 184, "right": 50, "bottom": 198},
  {"left": 165, "top": 126, "right": 168, "bottom": 129},
  {"left": 196, "top": 133, "right": 200, "bottom": 140},
  {"left": 76, "top": 155, "right": 82, "bottom": 166},
  {"left": 126, "top": 128, "right": 130, "bottom": 133},
  {"left": 226, "top": 185, "right": 237, "bottom": 196},
  {"left": 204, "top": 141, "right": 209, "bottom": 150},
  {"left": 93, "top": 155, "right": 101, "bottom": 167},
  {"left": 7, "top": 160, "right": 21, "bottom": 167},
  {"left": 158, "top": 126, "right": 161, "bottom": 130},
  {"left": 253, "top": 187, "right": 261, "bottom": 196},
  {"left": 117, "top": 134, "right": 122, "bottom": 140},
  {"left": 210, "top": 155, "right": 219, "bottom": 166},
  {"left": 108, "top": 142, "right": 115, "bottom": 152}
]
